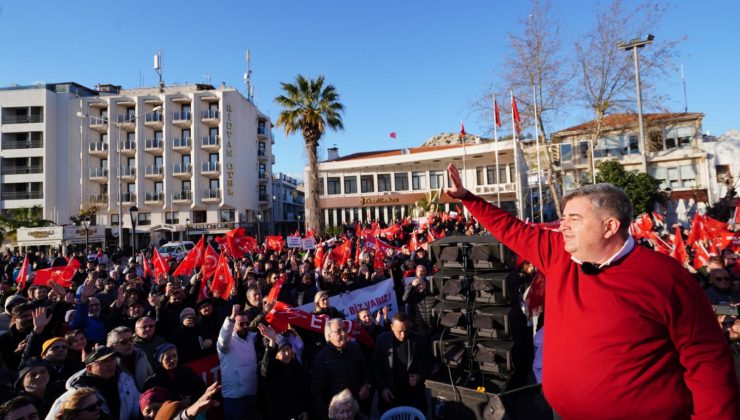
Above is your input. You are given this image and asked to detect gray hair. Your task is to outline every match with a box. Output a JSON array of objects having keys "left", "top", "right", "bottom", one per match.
[
  {"left": 106, "top": 326, "right": 132, "bottom": 346},
  {"left": 328, "top": 389, "right": 359, "bottom": 419},
  {"left": 324, "top": 318, "right": 344, "bottom": 342},
  {"left": 562, "top": 183, "right": 633, "bottom": 236}
]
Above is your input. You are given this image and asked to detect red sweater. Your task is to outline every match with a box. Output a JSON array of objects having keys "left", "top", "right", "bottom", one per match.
[{"left": 462, "top": 193, "right": 740, "bottom": 420}]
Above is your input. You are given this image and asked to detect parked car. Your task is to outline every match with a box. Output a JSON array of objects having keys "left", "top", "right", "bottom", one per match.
[{"left": 157, "top": 241, "right": 195, "bottom": 261}]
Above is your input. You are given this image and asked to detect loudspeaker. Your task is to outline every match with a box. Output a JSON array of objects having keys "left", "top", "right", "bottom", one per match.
[
  {"left": 429, "top": 236, "right": 508, "bottom": 271},
  {"left": 434, "top": 336, "right": 515, "bottom": 376},
  {"left": 432, "top": 272, "right": 510, "bottom": 304},
  {"left": 433, "top": 302, "right": 513, "bottom": 339}
]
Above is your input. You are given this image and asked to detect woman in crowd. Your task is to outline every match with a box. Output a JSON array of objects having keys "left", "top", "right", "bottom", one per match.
[
  {"left": 143, "top": 343, "right": 206, "bottom": 405},
  {"left": 328, "top": 389, "right": 363, "bottom": 420},
  {"left": 64, "top": 330, "right": 88, "bottom": 363},
  {"left": 53, "top": 387, "right": 107, "bottom": 420}
]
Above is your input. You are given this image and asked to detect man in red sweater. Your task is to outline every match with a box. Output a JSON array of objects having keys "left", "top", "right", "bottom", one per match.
[{"left": 445, "top": 163, "right": 739, "bottom": 419}]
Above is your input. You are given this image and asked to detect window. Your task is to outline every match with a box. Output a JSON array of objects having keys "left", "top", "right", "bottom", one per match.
[
  {"left": 361, "top": 175, "right": 374, "bottom": 193},
  {"left": 259, "top": 164, "right": 266, "bottom": 178},
  {"left": 412, "top": 171, "right": 426, "bottom": 190},
  {"left": 665, "top": 127, "right": 694, "bottom": 149},
  {"left": 137, "top": 213, "right": 151, "bottom": 226},
  {"left": 327, "top": 177, "right": 341, "bottom": 195},
  {"left": 101, "top": 134, "right": 108, "bottom": 144},
  {"left": 628, "top": 136, "right": 640, "bottom": 154},
  {"left": 154, "top": 131, "right": 163, "bottom": 141},
  {"left": 486, "top": 166, "right": 497, "bottom": 184},
  {"left": 182, "top": 129, "right": 191, "bottom": 139},
  {"left": 192, "top": 210, "right": 206, "bottom": 223},
  {"left": 127, "top": 132, "right": 135, "bottom": 142},
  {"left": 578, "top": 141, "right": 590, "bottom": 161},
  {"left": 154, "top": 182, "right": 163, "bottom": 194},
  {"left": 394, "top": 173, "right": 408, "bottom": 191},
  {"left": 648, "top": 130, "right": 664, "bottom": 152},
  {"left": 716, "top": 164, "right": 731, "bottom": 184},
  {"left": 183, "top": 181, "right": 191, "bottom": 191},
  {"left": 499, "top": 166, "right": 508, "bottom": 184},
  {"left": 318, "top": 177, "right": 324, "bottom": 196},
  {"left": 210, "top": 179, "right": 219, "bottom": 191},
  {"left": 220, "top": 209, "right": 236, "bottom": 222},
  {"left": 111, "top": 214, "right": 120, "bottom": 226},
  {"left": 476, "top": 167, "right": 484, "bottom": 186},
  {"left": 344, "top": 176, "right": 357, "bottom": 194},
  {"left": 560, "top": 144, "right": 573, "bottom": 163},
  {"left": 165, "top": 212, "right": 179, "bottom": 224},
  {"left": 651, "top": 164, "right": 696, "bottom": 189},
  {"left": 563, "top": 173, "right": 576, "bottom": 191},
  {"left": 258, "top": 142, "right": 266, "bottom": 156},
  {"left": 429, "top": 171, "right": 444, "bottom": 189},
  {"left": 378, "top": 174, "right": 392, "bottom": 192},
  {"left": 259, "top": 185, "right": 267, "bottom": 201}
]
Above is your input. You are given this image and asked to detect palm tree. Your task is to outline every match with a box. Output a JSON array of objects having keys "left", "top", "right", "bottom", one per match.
[{"left": 275, "top": 75, "right": 344, "bottom": 232}]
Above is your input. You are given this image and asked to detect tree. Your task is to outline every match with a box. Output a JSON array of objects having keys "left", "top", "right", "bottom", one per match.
[
  {"left": 575, "top": 0, "right": 683, "bottom": 181},
  {"left": 0, "top": 206, "right": 55, "bottom": 244},
  {"left": 275, "top": 75, "right": 344, "bottom": 231},
  {"left": 595, "top": 160, "right": 662, "bottom": 215},
  {"left": 70, "top": 202, "right": 99, "bottom": 226}
]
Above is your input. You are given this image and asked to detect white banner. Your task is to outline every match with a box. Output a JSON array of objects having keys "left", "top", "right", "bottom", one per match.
[
  {"left": 287, "top": 236, "right": 302, "bottom": 248},
  {"left": 301, "top": 237, "right": 317, "bottom": 250},
  {"left": 297, "top": 278, "right": 398, "bottom": 321}
]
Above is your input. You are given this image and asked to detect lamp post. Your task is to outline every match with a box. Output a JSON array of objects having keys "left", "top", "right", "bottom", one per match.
[
  {"left": 185, "top": 218, "right": 190, "bottom": 241},
  {"left": 272, "top": 194, "right": 278, "bottom": 236},
  {"left": 129, "top": 205, "right": 138, "bottom": 257},
  {"left": 257, "top": 212, "right": 262, "bottom": 245},
  {"left": 77, "top": 106, "right": 161, "bottom": 258},
  {"left": 296, "top": 214, "right": 302, "bottom": 235},
  {"left": 618, "top": 35, "right": 653, "bottom": 174},
  {"left": 81, "top": 216, "right": 91, "bottom": 255}
]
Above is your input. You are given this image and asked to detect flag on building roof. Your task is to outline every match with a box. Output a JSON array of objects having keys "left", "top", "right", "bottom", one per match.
[{"left": 389, "top": 132, "right": 397, "bottom": 139}]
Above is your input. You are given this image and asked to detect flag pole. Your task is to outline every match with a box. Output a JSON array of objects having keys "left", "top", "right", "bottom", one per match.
[
  {"left": 460, "top": 121, "right": 467, "bottom": 190},
  {"left": 533, "top": 85, "right": 544, "bottom": 222},
  {"left": 493, "top": 94, "right": 501, "bottom": 207},
  {"left": 511, "top": 91, "right": 523, "bottom": 219}
]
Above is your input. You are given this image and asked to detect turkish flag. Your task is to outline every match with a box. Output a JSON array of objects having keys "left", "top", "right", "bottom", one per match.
[
  {"left": 331, "top": 240, "right": 352, "bottom": 267},
  {"left": 265, "top": 236, "right": 284, "bottom": 252},
  {"left": 173, "top": 236, "right": 206, "bottom": 277},
  {"left": 226, "top": 235, "right": 257, "bottom": 259},
  {"left": 389, "top": 132, "right": 397, "bottom": 139},
  {"left": 670, "top": 226, "right": 688, "bottom": 265},
  {"left": 686, "top": 214, "right": 704, "bottom": 245},
  {"left": 692, "top": 242, "right": 711, "bottom": 271},
  {"left": 225, "top": 226, "right": 246, "bottom": 239},
  {"left": 141, "top": 253, "right": 153, "bottom": 279},
  {"left": 460, "top": 121, "right": 466, "bottom": 138},
  {"left": 17, "top": 254, "right": 30, "bottom": 290},
  {"left": 267, "top": 307, "right": 374, "bottom": 348},
  {"left": 32, "top": 266, "right": 76, "bottom": 288},
  {"left": 67, "top": 257, "right": 81, "bottom": 269},
  {"left": 265, "top": 273, "right": 286, "bottom": 304},
  {"left": 210, "top": 253, "right": 234, "bottom": 300},
  {"left": 314, "top": 245, "right": 326, "bottom": 269},
  {"left": 151, "top": 248, "right": 169, "bottom": 280},
  {"left": 494, "top": 96, "right": 501, "bottom": 128},
  {"left": 202, "top": 244, "right": 219, "bottom": 279},
  {"left": 511, "top": 94, "right": 521, "bottom": 136}
]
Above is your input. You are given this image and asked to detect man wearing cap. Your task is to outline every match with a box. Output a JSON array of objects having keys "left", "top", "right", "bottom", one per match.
[
  {"left": 0, "top": 295, "right": 25, "bottom": 336},
  {"left": 0, "top": 303, "right": 36, "bottom": 370},
  {"left": 21, "top": 331, "right": 82, "bottom": 388},
  {"left": 13, "top": 359, "right": 64, "bottom": 418},
  {"left": 46, "top": 346, "right": 140, "bottom": 420},
  {"left": 107, "top": 326, "right": 153, "bottom": 391}
]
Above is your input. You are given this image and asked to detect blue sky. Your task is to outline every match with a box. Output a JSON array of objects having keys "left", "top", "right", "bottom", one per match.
[{"left": 1, "top": 1, "right": 738, "bottom": 182}]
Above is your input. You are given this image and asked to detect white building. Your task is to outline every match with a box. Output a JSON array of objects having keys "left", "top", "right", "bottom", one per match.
[
  {"left": 271, "top": 172, "right": 305, "bottom": 236},
  {"left": 1, "top": 82, "right": 275, "bottom": 248},
  {"left": 307, "top": 138, "right": 527, "bottom": 227},
  {"left": 702, "top": 129, "right": 740, "bottom": 206}
]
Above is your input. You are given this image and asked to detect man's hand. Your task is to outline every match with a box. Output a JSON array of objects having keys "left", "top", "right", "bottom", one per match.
[
  {"left": 380, "top": 388, "right": 394, "bottom": 404},
  {"left": 32, "top": 306, "right": 52, "bottom": 334},
  {"left": 14, "top": 338, "right": 27, "bottom": 354},
  {"left": 184, "top": 381, "right": 221, "bottom": 418},
  {"left": 445, "top": 163, "right": 468, "bottom": 199},
  {"left": 230, "top": 304, "right": 241, "bottom": 321},
  {"left": 115, "top": 285, "right": 126, "bottom": 308},
  {"left": 47, "top": 280, "right": 67, "bottom": 297},
  {"left": 80, "top": 279, "right": 96, "bottom": 303},
  {"left": 359, "top": 383, "right": 371, "bottom": 400},
  {"left": 257, "top": 323, "right": 278, "bottom": 346}
]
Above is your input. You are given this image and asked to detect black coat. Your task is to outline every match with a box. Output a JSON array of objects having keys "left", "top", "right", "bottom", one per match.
[
  {"left": 310, "top": 342, "right": 369, "bottom": 419},
  {"left": 259, "top": 343, "right": 310, "bottom": 420},
  {"left": 143, "top": 365, "right": 206, "bottom": 404},
  {"left": 371, "top": 330, "right": 431, "bottom": 393}
]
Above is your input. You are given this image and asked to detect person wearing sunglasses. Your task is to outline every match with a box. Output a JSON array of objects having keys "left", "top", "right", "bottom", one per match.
[
  {"left": 705, "top": 268, "right": 740, "bottom": 304},
  {"left": 106, "top": 326, "right": 152, "bottom": 392},
  {"left": 54, "top": 387, "right": 104, "bottom": 420}
]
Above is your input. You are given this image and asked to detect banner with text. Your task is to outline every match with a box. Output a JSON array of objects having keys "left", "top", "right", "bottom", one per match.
[{"left": 297, "top": 278, "right": 397, "bottom": 321}]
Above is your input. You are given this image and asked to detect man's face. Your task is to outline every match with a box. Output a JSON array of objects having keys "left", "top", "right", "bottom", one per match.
[
  {"left": 71, "top": 333, "right": 87, "bottom": 351},
  {"left": 14, "top": 310, "right": 33, "bottom": 332},
  {"left": 128, "top": 303, "right": 145, "bottom": 319},
  {"left": 32, "top": 287, "right": 48, "bottom": 301},
  {"left": 87, "top": 356, "right": 117, "bottom": 379},
  {"left": 560, "top": 196, "right": 614, "bottom": 262},
  {"left": 43, "top": 341, "right": 68, "bottom": 362},
  {"left": 391, "top": 319, "right": 411, "bottom": 342},
  {"left": 22, "top": 366, "right": 49, "bottom": 392},
  {"left": 141, "top": 402, "right": 163, "bottom": 420},
  {"left": 234, "top": 315, "right": 250, "bottom": 336},
  {"left": 415, "top": 265, "right": 427, "bottom": 279},
  {"left": 111, "top": 332, "right": 135, "bottom": 356},
  {"left": 198, "top": 303, "right": 213, "bottom": 317},
  {"left": 88, "top": 298, "right": 101, "bottom": 317},
  {"left": 710, "top": 269, "right": 732, "bottom": 291},
  {"left": 327, "top": 322, "right": 347, "bottom": 349},
  {"left": 168, "top": 287, "right": 184, "bottom": 304},
  {"left": 247, "top": 290, "right": 262, "bottom": 307},
  {"left": 136, "top": 319, "right": 156, "bottom": 340},
  {"left": 728, "top": 318, "right": 740, "bottom": 341},
  {"left": 4, "top": 403, "right": 39, "bottom": 420}
]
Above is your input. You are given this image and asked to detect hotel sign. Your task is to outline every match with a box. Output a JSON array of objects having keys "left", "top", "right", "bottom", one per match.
[
  {"left": 360, "top": 197, "right": 400, "bottom": 206},
  {"left": 224, "top": 104, "right": 235, "bottom": 196}
]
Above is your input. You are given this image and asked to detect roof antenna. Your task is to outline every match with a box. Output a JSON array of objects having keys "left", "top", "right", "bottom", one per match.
[
  {"left": 154, "top": 50, "right": 165, "bottom": 93},
  {"left": 244, "top": 49, "right": 254, "bottom": 102},
  {"left": 680, "top": 64, "right": 688, "bottom": 113}
]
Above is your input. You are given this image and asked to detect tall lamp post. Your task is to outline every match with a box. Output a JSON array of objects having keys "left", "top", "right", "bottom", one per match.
[
  {"left": 296, "top": 214, "right": 302, "bottom": 235},
  {"left": 81, "top": 216, "right": 91, "bottom": 255},
  {"left": 77, "top": 106, "right": 161, "bottom": 258},
  {"left": 257, "top": 212, "right": 262, "bottom": 245},
  {"left": 185, "top": 218, "right": 190, "bottom": 241},
  {"left": 618, "top": 35, "right": 653, "bottom": 174},
  {"left": 129, "top": 205, "right": 138, "bottom": 257}
]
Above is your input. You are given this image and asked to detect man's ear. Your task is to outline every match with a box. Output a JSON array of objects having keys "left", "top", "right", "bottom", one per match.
[{"left": 603, "top": 218, "right": 621, "bottom": 239}]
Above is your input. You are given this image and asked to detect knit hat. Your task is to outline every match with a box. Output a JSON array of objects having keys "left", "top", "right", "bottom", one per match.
[
  {"left": 179, "top": 307, "right": 196, "bottom": 321},
  {"left": 41, "top": 337, "right": 66, "bottom": 355},
  {"left": 4, "top": 295, "right": 25, "bottom": 313},
  {"left": 139, "top": 387, "right": 170, "bottom": 409},
  {"left": 154, "top": 401, "right": 186, "bottom": 420},
  {"left": 154, "top": 343, "right": 177, "bottom": 364},
  {"left": 275, "top": 334, "right": 292, "bottom": 350}
]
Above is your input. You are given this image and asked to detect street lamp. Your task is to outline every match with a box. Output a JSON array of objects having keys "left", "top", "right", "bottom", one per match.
[
  {"left": 77, "top": 105, "right": 162, "bottom": 259},
  {"left": 185, "top": 218, "right": 190, "bottom": 240},
  {"left": 256, "top": 212, "right": 262, "bottom": 244},
  {"left": 81, "top": 216, "right": 91, "bottom": 255},
  {"left": 618, "top": 34, "right": 653, "bottom": 174},
  {"left": 296, "top": 214, "right": 302, "bottom": 235},
  {"left": 129, "top": 205, "right": 138, "bottom": 256}
]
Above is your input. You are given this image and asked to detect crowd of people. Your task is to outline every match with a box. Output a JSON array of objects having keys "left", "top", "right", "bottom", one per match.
[{"left": 0, "top": 194, "right": 738, "bottom": 419}]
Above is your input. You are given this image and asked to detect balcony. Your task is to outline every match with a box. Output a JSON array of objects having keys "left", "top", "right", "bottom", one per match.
[
  {"left": 144, "top": 112, "right": 163, "bottom": 127},
  {"left": 201, "top": 161, "right": 220, "bottom": 175},
  {"left": 120, "top": 192, "right": 136, "bottom": 203},
  {"left": 202, "top": 188, "right": 221, "bottom": 201},
  {"left": 1, "top": 115, "right": 43, "bottom": 124},
  {"left": 258, "top": 171, "right": 269, "bottom": 183},
  {"left": 172, "top": 111, "right": 191, "bottom": 127},
  {"left": 89, "top": 193, "right": 108, "bottom": 204},
  {"left": 173, "top": 163, "right": 192, "bottom": 178},
  {"left": 259, "top": 193, "right": 268, "bottom": 203},
  {"left": 145, "top": 191, "right": 164, "bottom": 202},
  {"left": 201, "top": 135, "right": 220, "bottom": 150},
  {"left": 1, "top": 165, "right": 43, "bottom": 175},
  {"left": 116, "top": 114, "right": 136, "bottom": 127},
  {"left": 2, "top": 139, "right": 43, "bottom": 150},
  {"left": 89, "top": 116, "right": 109, "bottom": 132},
  {"left": 88, "top": 142, "right": 109, "bottom": 157},
  {"left": 89, "top": 167, "right": 108, "bottom": 181},
  {"left": 257, "top": 150, "right": 268, "bottom": 162},
  {"left": 173, "top": 137, "right": 192, "bottom": 152},
  {"left": 201, "top": 109, "right": 220, "bottom": 126},
  {"left": 172, "top": 190, "right": 192, "bottom": 202},
  {"left": 119, "top": 140, "right": 136, "bottom": 156},
  {"left": 144, "top": 138, "right": 164, "bottom": 153},
  {"left": 144, "top": 165, "right": 164, "bottom": 179},
  {"left": 118, "top": 166, "right": 136, "bottom": 179},
  {"left": 1, "top": 191, "right": 42, "bottom": 200}
]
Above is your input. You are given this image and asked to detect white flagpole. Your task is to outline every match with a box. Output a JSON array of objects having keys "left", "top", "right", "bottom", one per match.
[
  {"left": 493, "top": 94, "right": 501, "bottom": 207},
  {"left": 511, "top": 91, "right": 523, "bottom": 219},
  {"left": 461, "top": 120, "right": 467, "bottom": 189},
  {"left": 533, "top": 85, "right": 543, "bottom": 222}
]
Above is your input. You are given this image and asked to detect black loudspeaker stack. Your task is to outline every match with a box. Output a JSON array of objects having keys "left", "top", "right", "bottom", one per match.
[{"left": 425, "top": 235, "right": 552, "bottom": 420}]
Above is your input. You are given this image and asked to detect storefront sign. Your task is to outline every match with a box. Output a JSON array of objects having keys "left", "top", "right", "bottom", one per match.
[{"left": 360, "top": 196, "right": 400, "bottom": 206}]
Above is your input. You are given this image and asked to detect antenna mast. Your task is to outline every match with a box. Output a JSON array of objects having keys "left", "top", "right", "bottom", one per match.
[
  {"left": 681, "top": 64, "right": 688, "bottom": 113},
  {"left": 154, "top": 50, "right": 165, "bottom": 93},
  {"left": 244, "top": 49, "right": 254, "bottom": 102}
]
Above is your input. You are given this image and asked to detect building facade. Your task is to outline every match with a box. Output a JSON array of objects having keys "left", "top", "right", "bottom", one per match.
[
  {"left": 307, "top": 139, "right": 527, "bottom": 227},
  {"left": 1, "top": 82, "right": 274, "bottom": 249},
  {"left": 270, "top": 172, "right": 305, "bottom": 236}
]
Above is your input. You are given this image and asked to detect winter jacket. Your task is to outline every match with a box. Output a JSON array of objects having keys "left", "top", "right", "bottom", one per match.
[
  {"left": 259, "top": 342, "right": 310, "bottom": 420},
  {"left": 143, "top": 365, "right": 205, "bottom": 404},
  {"left": 45, "top": 369, "right": 140, "bottom": 420},
  {"left": 118, "top": 348, "right": 153, "bottom": 391},
  {"left": 402, "top": 283, "right": 438, "bottom": 336},
  {"left": 217, "top": 318, "right": 260, "bottom": 398},
  {"left": 310, "top": 342, "right": 369, "bottom": 419}
]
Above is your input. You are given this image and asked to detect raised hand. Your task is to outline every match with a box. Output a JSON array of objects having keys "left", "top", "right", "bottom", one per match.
[
  {"left": 32, "top": 306, "right": 52, "bottom": 334},
  {"left": 257, "top": 323, "right": 278, "bottom": 344},
  {"left": 81, "top": 279, "right": 96, "bottom": 303},
  {"left": 445, "top": 163, "right": 468, "bottom": 199},
  {"left": 185, "top": 381, "right": 221, "bottom": 418},
  {"left": 230, "top": 304, "right": 241, "bottom": 321}
]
